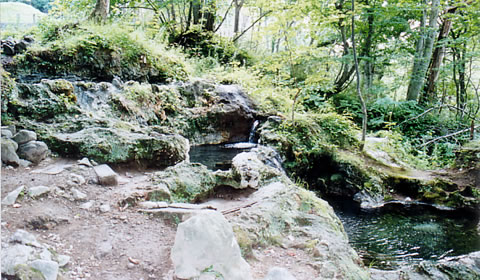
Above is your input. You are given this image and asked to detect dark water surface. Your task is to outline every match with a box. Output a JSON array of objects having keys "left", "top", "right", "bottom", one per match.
[
  {"left": 189, "top": 144, "right": 255, "bottom": 170},
  {"left": 329, "top": 199, "right": 480, "bottom": 269}
]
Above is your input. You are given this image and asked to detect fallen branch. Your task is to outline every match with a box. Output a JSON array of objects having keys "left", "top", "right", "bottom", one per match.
[
  {"left": 419, "top": 124, "right": 480, "bottom": 148},
  {"left": 221, "top": 201, "right": 257, "bottom": 215}
]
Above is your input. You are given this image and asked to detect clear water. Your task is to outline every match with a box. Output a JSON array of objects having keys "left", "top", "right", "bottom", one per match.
[
  {"left": 189, "top": 144, "right": 253, "bottom": 170},
  {"left": 330, "top": 199, "right": 480, "bottom": 269}
]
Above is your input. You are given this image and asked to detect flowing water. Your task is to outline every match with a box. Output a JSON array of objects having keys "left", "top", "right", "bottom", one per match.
[{"left": 329, "top": 199, "right": 480, "bottom": 269}]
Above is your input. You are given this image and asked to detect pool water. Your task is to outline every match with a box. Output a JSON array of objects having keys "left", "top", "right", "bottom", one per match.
[{"left": 330, "top": 199, "right": 480, "bottom": 269}]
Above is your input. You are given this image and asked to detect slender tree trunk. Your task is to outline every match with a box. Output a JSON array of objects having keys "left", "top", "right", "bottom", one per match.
[
  {"left": 407, "top": 0, "right": 440, "bottom": 101},
  {"left": 423, "top": 7, "right": 457, "bottom": 103},
  {"left": 351, "top": 0, "right": 367, "bottom": 147},
  {"left": 90, "top": 0, "right": 110, "bottom": 23},
  {"left": 361, "top": 1, "right": 375, "bottom": 96},
  {"left": 233, "top": 0, "right": 245, "bottom": 34}
]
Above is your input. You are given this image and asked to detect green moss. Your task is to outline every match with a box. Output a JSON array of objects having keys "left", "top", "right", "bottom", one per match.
[
  {"left": 152, "top": 162, "right": 217, "bottom": 203},
  {"left": 12, "top": 22, "right": 189, "bottom": 83}
]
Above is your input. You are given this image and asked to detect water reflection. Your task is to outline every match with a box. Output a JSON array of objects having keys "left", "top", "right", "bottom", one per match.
[{"left": 329, "top": 198, "right": 480, "bottom": 269}]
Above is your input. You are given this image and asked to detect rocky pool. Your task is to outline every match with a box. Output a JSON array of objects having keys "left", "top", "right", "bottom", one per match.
[{"left": 329, "top": 199, "right": 480, "bottom": 269}]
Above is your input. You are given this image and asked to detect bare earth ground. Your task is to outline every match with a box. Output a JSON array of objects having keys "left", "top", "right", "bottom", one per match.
[{"left": 1, "top": 157, "right": 318, "bottom": 280}]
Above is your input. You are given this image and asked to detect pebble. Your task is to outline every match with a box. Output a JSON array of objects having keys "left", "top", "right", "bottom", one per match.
[
  {"left": 99, "top": 204, "right": 111, "bottom": 213},
  {"left": 127, "top": 263, "right": 135, "bottom": 269},
  {"left": 71, "top": 188, "right": 87, "bottom": 201},
  {"left": 79, "top": 201, "right": 94, "bottom": 210}
]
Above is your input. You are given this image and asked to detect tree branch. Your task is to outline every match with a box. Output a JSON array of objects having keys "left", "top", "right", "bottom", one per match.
[
  {"left": 233, "top": 11, "right": 271, "bottom": 42},
  {"left": 214, "top": 0, "right": 235, "bottom": 33},
  {"left": 419, "top": 125, "right": 480, "bottom": 148}
]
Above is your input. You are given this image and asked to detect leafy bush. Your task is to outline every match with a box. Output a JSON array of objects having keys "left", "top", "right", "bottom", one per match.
[
  {"left": 12, "top": 20, "right": 189, "bottom": 82},
  {"left": 169, "top": 29, "right": 252, "bottom": 66}
]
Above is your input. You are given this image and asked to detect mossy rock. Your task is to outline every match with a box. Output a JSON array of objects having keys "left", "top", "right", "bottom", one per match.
[
  {"left": 6, "top": 81, "right": 80, "bottom": 121},
  {"left": 47, "top": 127, "right": 189, "bottom": 167},
  {"left": 151, "top": 162, "right": 216, "bottom": 202}
]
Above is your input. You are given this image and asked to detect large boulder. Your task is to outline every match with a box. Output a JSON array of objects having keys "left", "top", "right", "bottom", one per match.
[
  {"left": 151, "top": 162, "right": 216, "bottom": 202},
  {"left": 182, "top": 83, "right": 258, "bottom": 145},
  {"left": 171, "top": 211, "right": 253, "bottom": 280},
  {"left": 228, "top": 181, "right": 369, "bottom": 279},
  {"left": 214, "top": 146, "right": 283, "bottom": 189},
  {"left": 18, "top": 141, "right": 49, "bottom": 164},
  {"left": 47, "top": 127, "right": 189, "bottom": 167},
  {"left": 1, "top": 138, "right": 20, "bottom": 166}
]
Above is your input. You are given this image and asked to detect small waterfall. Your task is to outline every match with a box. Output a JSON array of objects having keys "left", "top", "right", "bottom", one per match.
[{"left": 248, "top": 120, "right": 259, "bottom": 143}]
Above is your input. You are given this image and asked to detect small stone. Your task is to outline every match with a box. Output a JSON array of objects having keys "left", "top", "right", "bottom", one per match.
[
  {"left": 12, "top": 203, "right": 21, "bottom": 208},
  {"left": 12, "top": 130, "right": 37, "bottom": 145},
  {"left": 71, "top": 174, "right": 86, "bottom": 185},
  {"left": 71, "top": 188, "right": 87, "bottom": 201},
  {"left": 263, "top": 267, "right": 297, "bottom": 280},
  {"left": 127, "top": 263, "right": 135, "bottom": 269},
  {"left": 77, "top": 157, "right": 92, "bottom": 167},
  {"left": 57, "top": 255, "right": 70, "bottom": 267},
  {"left": 79, "top": 201, "right": 94, "bottom": 210},
  {"left": 28, "top": 186, "right": 50, "bottom": 198},
  {"left": 29, "top": 259, "right": 59, "bottom": 280},
  {"left": 93, "top": 164, "right": 118, "bottom": 186},
  {"left": 100, "top": 204, "right": 111, "bottom": 213},
  {"left": 19, "top": 159, "right": 32, "bottom": 168},
  {"left": 2, "top": 185, "right": 25, "bottom": 205}
]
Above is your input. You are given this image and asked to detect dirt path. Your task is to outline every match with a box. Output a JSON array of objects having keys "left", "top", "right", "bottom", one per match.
[
  {"left": 2, "top": 157, "right": 320, "bottom": 279},
  {"left": 1, "top": 157, "right": 177, "bottom": 280}
]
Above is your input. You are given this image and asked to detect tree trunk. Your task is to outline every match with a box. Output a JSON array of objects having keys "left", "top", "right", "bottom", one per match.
[
  {"left": 361, "top": 2, "right": 375, "bottom": 96},
  {"left": 233, "top": 0, "right": 245, "bottom": 34},
  {"left": 351, "top": 0, "right": 367, "bottom": 147},
  {"left": 90, "top": 0, "right": 110, "bottom": 23},
  {"left": 422, "top": 7, "right": 457, "bottom": 103},
  {"left": 407, "top": 0, "right": 440, "bottom": 102}
]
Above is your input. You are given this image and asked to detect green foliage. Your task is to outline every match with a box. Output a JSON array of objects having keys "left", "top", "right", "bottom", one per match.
[
  {"left": 260, "top": 111, "right": 359, "bottom": 178},
  {"left": 169, "top": 29, "right": 252, "bottom": 66},
  {"left": 14, "top": 19, "right": 189, "bottom": 82}
]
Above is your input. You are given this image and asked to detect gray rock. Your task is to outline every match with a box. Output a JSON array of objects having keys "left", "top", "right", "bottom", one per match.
[
  {"left": 10, "top": 229, "right": 42, "bottom": 248},
  {"left": 57, "top": 254, "right": 70, "bottom": 267},
  {"left": 71, "top": 173, "right": 86, "bottom": 185},
  {"left": 2, "top": 129, "right": 13, "bottom": 138},
  {"left": 19, "top": 159, "right": 33, "bottom": 167},
  {"left": 151, "top": 162, "right": 213, "bottom": 202},
  {"left": 50, "top": 128, "right": 189, "bottom": 167},
  {"left": 94, "top": 164, "right": 118, "bottom": 186},
  {"left": 12, "top": 129, "right": 37, "bottom": 145},
  {"left": 2, "top": 185, "right": 25, "bottom": 205},
  {"left": 28, "top": 186, "right": 50, "bottom": 198},
  {"left": 2, "top": 138, "right": 20, "bottom": 166},
  {"left": 1, "top": 244, "right": 35, "bottom": 275},
  {"left": 99, "top": 204, "right": 111, "bottom": 213},
  {"left": 96, "top": 240, "right": 113, "bottom": 258},
  {"left": 79, "top": 200, "right": 95, "bottom": 210},
  {"left": 18, "top": 141, "right": 49, "bottom": 164},
  {"left": 171, "top": 211, "right": 253, "bottom": 280},
  {"left": 29, "top": 259, "right": 59, "bottom": 280},
  {"left": 77, "top": 157, "right": 92, "bottom": 167},
  {"left": 264, "top": 267, "right": 297, "bottom": 280},
  {"left": 14, "top": 40, "right": 29, "bottom": 53},
  {"left": 71, "top": 188, "right": 87, "bottom": 201}
]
